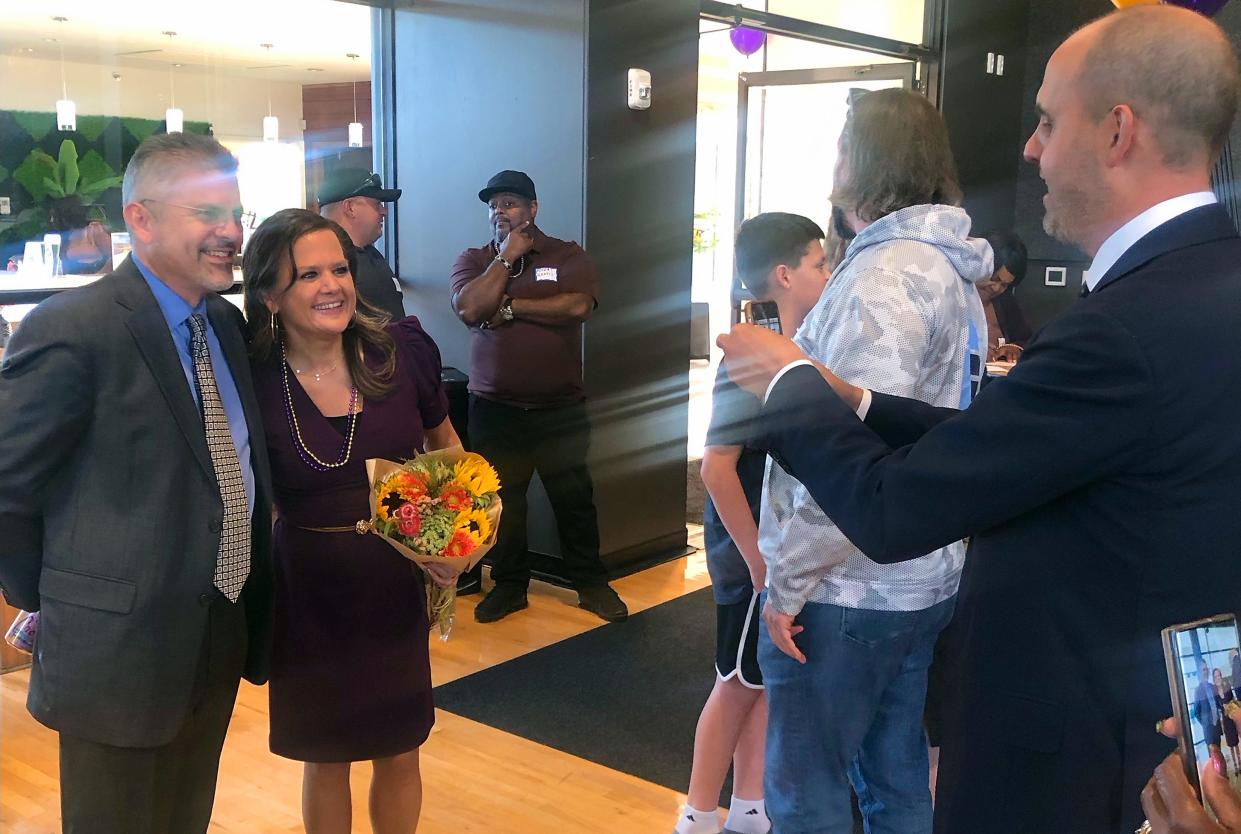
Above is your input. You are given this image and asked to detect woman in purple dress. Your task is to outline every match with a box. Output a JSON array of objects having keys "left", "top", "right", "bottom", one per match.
[{"left": 242, "top": 209, "right": 461, "bottom": 833}]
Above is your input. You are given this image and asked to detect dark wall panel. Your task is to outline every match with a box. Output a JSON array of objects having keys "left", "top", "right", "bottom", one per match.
[
  {"left": 1008, "top": 0, "right": 1097, "bottom": 329},
  {"left": 584, "top": 0, "right": 698, "bottom": 567},
  {"left": 939, "top": 0, "right": 1031, "bottom": 237}
]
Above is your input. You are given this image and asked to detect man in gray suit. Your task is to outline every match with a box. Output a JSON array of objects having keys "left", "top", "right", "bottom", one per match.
[{"left": 0, "top": 133, "right": 274, "bottom": 833}]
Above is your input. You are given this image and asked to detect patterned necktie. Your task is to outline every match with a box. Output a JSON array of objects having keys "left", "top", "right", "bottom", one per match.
[{"left": 187, "top": 313, "right": 250, "bottom": 602}]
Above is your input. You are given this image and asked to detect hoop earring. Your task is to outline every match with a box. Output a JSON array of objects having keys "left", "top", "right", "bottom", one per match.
[{"left": 271, "top": 313, "right": 281, "bottom": 343}]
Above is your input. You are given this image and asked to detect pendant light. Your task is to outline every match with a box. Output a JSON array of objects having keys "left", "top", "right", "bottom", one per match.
[
  {"left": 347, "top": 53, "right": 363, "bottom": 147},
  {"left": 163, "top": 32, "right": 183, "bottom": 133},
  {"left": 52, "top": 16, "right": 75, "bottom": 131},
  {"left": 261, "top": 43, "right": 278, "bottom": 142}
]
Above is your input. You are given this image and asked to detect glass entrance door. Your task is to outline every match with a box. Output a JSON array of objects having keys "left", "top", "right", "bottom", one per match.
[{"left": 736, "top": 64, "right": 916, "bottom": 247}]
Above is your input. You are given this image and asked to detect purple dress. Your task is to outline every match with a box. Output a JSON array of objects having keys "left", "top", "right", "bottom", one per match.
[{"left": 253, "top": 318, "right": 450, "bottom": 762}]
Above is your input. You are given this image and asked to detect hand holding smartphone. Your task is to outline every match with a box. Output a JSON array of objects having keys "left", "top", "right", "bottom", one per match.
[
  {"left": 741, "top": 299, "right": 782, "bottom": 334},
  {"left": 1161, "top": 613, "right": 1241, "bottom": 821}
]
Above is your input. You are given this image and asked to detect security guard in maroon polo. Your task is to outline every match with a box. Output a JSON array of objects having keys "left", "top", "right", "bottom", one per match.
[{"left": 450, "top": 170, "right": 627, "bottom": 624}]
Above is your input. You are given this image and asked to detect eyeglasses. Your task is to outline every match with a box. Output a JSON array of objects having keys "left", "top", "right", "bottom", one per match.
[{"left": 140, "top": 199, "right": 257, "bottom": 230}]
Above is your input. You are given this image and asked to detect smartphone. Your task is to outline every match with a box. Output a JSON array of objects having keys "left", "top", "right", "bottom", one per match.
[
  {"left": 741, "top": 299, "right": 782, "bottom": 334},
  {"left": 1161, "top": 612, "right": 1241, "bottom": 815}
]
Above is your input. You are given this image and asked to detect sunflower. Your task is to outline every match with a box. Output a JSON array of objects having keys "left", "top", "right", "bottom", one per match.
[
  {"left": 375, "top": 482, "right": 402, "bottom": 521},
  {"left": 453, "top": 454, "right": 501, "bottom": 498},
  {"left": 454, "top": 508, "right": 492, "bottom": 545}
]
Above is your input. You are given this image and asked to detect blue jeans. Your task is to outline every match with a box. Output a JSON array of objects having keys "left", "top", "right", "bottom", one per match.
[{"left": 760, "top": 596, "right": 955, "bottom": 834}]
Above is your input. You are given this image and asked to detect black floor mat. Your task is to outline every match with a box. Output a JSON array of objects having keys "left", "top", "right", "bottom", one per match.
[{"left": 434, "top": 587, "right": 728, "bottom": 802}]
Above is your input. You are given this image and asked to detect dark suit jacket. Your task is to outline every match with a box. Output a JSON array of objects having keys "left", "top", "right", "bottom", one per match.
[
  {"left": 0, "top": 257, "right": 274, "bottom": 748},
  {"left": 757, "top": 205, "right": 1241, "bottom": 833}
]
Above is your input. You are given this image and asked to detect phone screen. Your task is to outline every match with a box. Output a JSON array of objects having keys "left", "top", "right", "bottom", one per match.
[
  {"left": 743, "top": 300, "right": 782, "bottom": 334},
  {"left": 1162, "top": 613, "right": 1241, "bottom": 814}
]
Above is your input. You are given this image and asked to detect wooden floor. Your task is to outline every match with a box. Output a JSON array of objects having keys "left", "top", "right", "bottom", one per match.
[{"left": 1, "top": 531, "right": 710, "bottom": 833}]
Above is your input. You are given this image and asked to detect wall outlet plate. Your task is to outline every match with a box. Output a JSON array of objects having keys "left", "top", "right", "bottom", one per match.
[
  {"left": 1045, "top": 266, "right": 1068, "bottom": 287},
  {"left": 0, "top": 197, "right": 10, "bottom": 215}
]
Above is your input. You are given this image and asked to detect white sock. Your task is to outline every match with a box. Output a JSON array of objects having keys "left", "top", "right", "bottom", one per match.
[
  {"left": 675, "top": 804, "right": 721, "bottom": 834},
  {"left": 724, "top": 796, "right": 770, "bottom": 833}
]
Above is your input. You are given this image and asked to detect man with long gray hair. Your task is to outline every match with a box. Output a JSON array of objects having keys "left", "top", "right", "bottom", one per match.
[{"left": 757, "top": 87, "right": 989, "bottom": 834}]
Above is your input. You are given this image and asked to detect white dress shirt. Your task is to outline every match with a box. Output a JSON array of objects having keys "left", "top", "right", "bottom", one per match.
[
  {"left": 1086, "top": 191, "right": 1217, "bottom": 291},
  {"left": 764, "top": 360, "right": 872, "bottom": 418}
]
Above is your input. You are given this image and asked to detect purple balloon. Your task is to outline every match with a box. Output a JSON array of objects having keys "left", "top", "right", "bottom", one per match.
[
  {"left": 730, "top": 26, "right": 766, "bottom": 56},
  {"left": 1164, "top": 0, "right": 1230, "bottom": 16}
]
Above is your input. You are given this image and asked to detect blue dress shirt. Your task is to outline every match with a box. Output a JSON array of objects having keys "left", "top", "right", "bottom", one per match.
[{"left": 134, "top": 257, "right": 256, "bottom": 514}]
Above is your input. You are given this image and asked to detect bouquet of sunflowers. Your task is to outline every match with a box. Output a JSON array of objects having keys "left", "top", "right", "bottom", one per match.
[{"left": 359, "top": 449, "right": 502, "bottom": 639}]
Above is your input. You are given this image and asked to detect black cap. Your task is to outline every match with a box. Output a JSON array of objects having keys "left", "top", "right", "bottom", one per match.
[
  {"left": 478, "top": 170, "right": 537, "bottom": 204},
  {"left": 318, "top": 168, "right": 402, "bottom": 206}
]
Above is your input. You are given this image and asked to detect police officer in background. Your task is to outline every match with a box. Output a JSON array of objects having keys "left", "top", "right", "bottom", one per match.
[{"left": 318, "top": 168, "right": 406, "bottom": 321}]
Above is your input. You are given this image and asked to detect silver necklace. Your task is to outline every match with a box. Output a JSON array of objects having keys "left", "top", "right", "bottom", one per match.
[{"left": 290, "top": 359, "right": 340, "bottom": 384}]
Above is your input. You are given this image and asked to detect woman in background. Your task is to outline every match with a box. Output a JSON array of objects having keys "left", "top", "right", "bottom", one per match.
[
  {"left": 48, "top": 198, "right": 113, "bottom": 275},
  {"left": 1217, "top": 667, "right": 1240, "bottom": 773}
]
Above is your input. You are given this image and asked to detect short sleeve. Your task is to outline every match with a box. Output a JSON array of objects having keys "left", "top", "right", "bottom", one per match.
[
  {"left": 556, "top": 244, "right": 600, "bottom": 302},
  {"left": 391, "top": 316, "right": 450, "bottom": 430},
  {"left": 450, "top": 247, "right": 488, "bottom": 296},
  {"left": 705, "top": 363, "right": 760, "bottom": 449}
]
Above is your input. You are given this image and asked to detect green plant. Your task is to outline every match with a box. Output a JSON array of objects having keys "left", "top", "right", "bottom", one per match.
[
  {"left": 31, "top": 139, "right": 123, "bottom": 204},
  {"left": 2, "top": 140, "right": 124, "bottom": 250}
]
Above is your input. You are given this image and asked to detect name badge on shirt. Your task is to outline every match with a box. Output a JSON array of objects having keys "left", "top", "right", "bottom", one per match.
[{"left": 535, "top": 267, "right": 558, "bottom": 282}]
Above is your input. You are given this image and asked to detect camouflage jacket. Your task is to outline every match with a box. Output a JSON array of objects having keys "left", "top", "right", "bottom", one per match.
[{"left": 759, "top": 203, "right": 992, "bottom": 614}]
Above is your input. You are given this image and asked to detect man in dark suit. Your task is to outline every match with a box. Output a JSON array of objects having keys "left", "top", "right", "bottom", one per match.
[
  {"left": 0, "top": 133, "right": 273, "bottom": 833},
  {"left": 718, "top": 7, "right": 1241, "bottom": 832}
]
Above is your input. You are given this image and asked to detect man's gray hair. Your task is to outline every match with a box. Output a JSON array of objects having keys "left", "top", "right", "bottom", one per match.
[
  {"left": 121, "top": 132, "right": 238, "bottom": 205},
  {"left": 319, "top": 200, "right": 344, "bottom": 221},
  {"left": 1079, "top": 7, "right": 1240, "bottom": 166}
]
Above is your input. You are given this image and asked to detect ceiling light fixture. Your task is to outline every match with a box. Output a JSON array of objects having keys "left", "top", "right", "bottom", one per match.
[
  {"left": 52, "top": 16, "right": 75, "bottom": 131},
  {"left": 163, "top": 32, "right": 183, "bottom": 133},
  {"left": 261, "top": 43, "right": 278, "bottom": 142},
  {"left": 347, "top": 52, "right": 363, "bottom": 148}
]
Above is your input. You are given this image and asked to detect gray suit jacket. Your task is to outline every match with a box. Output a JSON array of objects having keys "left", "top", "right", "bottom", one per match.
[{"left": 0, "top": 257, "right": 274, "bottom": 747}]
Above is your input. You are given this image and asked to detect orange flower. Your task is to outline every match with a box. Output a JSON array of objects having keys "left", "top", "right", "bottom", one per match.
[
  {"left": 444, "top": 529, "right": 478, "bottom": 560},
  {"left": 440, "top": 484, "right": 472, "bottom": 512},
  {"left": 392, "top": 471, "right": 430, "bottom": 502}
]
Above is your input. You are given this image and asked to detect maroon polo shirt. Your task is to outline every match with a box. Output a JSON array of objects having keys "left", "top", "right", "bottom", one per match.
[{"left": 451, "top": 230, "right": 599, "bottom": 408}]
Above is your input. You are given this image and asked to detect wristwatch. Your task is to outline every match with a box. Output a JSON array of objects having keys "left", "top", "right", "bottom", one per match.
[
  {"left": 480, "top": 297, "right": 514, "bottom": 330},
  {"left": 497, "top": 297, "right": 515, "bottom": 324}
]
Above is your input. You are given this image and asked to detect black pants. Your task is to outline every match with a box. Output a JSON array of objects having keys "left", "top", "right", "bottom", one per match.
[
  {"left": 467, "top": 395, "right": 608, "bottom": 589},
  {"left": 59, "top": 591, "right": 248, "bottom": 834}
]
